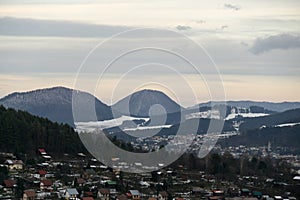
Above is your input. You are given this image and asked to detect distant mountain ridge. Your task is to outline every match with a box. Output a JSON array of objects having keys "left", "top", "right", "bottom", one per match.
[
  {"left": 197, "top": 100, "right": 300, "bottom": 112},
  {"left": 1, "top": 86, "right": 300, "bottom": 128}
]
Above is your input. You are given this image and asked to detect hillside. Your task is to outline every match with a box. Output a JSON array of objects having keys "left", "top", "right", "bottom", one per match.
[
  {"left": 0, "top": 105, "right": 86, "bottom": 156},
  {"left": 220, "top": 125, "right": 300, "bottom": 153},
  {"left": 239, "top": 108, "right": 300, "bottom": 132}
]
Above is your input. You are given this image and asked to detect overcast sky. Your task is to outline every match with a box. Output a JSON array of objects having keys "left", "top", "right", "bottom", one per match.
[{"left": 0, "top": 0, "right": 299, "bottom": 106}]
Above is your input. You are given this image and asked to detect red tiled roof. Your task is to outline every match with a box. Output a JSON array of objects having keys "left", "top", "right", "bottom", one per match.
[
  {"left": 41, "top": 179, "right": 52, "bottom": 186},
  {"left": 85, "top": 191, "right": 93, "bottom": 196},
  {"left": 38, "top": 148, "right": 46, "bottom": 153},
  {"left": 3, "top": 180, "right": 16, "bottom": 188},
  {"left": 126, "top": 193, "right": 132, "bottom": 197},
  {"left": 99, "top": 188, "right": 110, "bottom": 195},
  {"left": 38, "top": 170, "right": 47, "bottom": 175},
  {"left": 24, "top": 189, "right": 36, "bottom": 197}
]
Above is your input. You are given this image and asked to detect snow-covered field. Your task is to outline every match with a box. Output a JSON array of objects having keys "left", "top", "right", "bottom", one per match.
[
  {"left": 185, "top": 110, "right": 220, "bottom": 120},
  {"left": 276, "top": 122, "right": 300, "bottom": 127},
  {"left": 123, "top": 125, "right": 172, "bottom": 131},
  {"left": 225, "top": 113, "right": 269, "bottom": 120}
]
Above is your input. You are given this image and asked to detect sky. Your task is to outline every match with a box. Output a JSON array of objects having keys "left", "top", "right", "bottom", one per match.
[{"left": 0, "top": 0, "right": 299, "bottom": 106}]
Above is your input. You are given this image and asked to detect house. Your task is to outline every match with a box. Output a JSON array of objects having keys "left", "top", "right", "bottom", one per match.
[
  {"left": 110, "top": 188, "right": 117, "bottom": 198},
  {"left": 117, "top": 194, "right": 129, "bottom": 200},
  {"left": 158, "top": 191, "right": 168, "bottom": 200},
  {"left": 212, "top": 190, "right": 225, "bottom": 196},
  {"left": 293, "top": 176, "right": 300, "bottom": 181},
  {"left": 3, "top": 179, "right": 16, "bottom": 194},
  {"left": 253, "top": 191, "right": 262, "bottom": 199},
  {"left": 84, "top": 191, "right": 94, "bottom": 197},
  {"left": 65, "top": 188, "right": 79, "bottom": 200},
  {"left": 40, "top": 179, "right": 53, "bottom": 191},
  {"left": 34, "top": 170, "right": 47, "bottom": 179},
  {"left": 38, "top": 148, "right": 47, "bottom": 155},
  {"left": 74, "top": 177, "right": 85, "bottom": 187},
  {"left": 5, "top": 159, "right": 23, "bottom": 171},
  {"left": 82, "top": 197, "right": 94, "bottom": 200},
  {"left": 98, "top": 188, "right": 110, "bottom": 200},
  {"left": 240, "top": 188, "right": 251, "bottom": 196},
  {"left": 23, "top": 189, "right": 36, "bottom": 200},
  {"left": 192, "top": 187, "right": 204, "bottom": 196},
  {"left": 39, "top": 170, "right": 47, "bottom": 176},
  {"left": 106, "top": 180, "right": 117, "bottom": 188},
  {"left": 128, "top": 190, "right": 140, "bottom": 200}
]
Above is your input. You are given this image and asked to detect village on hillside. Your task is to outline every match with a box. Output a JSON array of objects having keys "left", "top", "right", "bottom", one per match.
[{"left": 0, "top": 144, "right": 299, "bottom": 200}]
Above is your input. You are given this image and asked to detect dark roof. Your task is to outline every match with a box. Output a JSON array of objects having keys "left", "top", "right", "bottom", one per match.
[
  {"left": 117, "top": 194, "right": 129, "bottom": 200},
  {"left": 76, "top": 178, "right": 86, "bottom": 184},
  {"left": 85, "top": 191, "right": 93, "bottom": 196},
  {"left": 82, "top": 197, "right": 94, "bottom": 200}
]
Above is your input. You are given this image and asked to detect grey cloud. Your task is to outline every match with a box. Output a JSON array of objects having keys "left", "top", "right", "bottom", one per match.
[
  {"left": 224, "top": 3, "right": 241, "bottom": 11},
  {"left": 195, "top": 20, "right": 206, "bottom": 24},
  {"left": 176, "top": 25, "right": 191, "bottom": 31},
  {"left": 0, "top": 17, "right": 131, "bottom": 37},
  {"left": 0, "top": 0, "right": 96, "bottom": 4},
  {"left": 249, "top": 34, "right": 300, "bottom": 54},
  {"left": 221, "top": 25, "right": 228, "bottom": 30}
]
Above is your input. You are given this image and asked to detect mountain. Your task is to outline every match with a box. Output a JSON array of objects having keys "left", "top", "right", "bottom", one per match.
[
  {"left": 0, "top": 105, "right": 86, "bottom": 156},
  {"left": 197, "top": 101, "right": 300, "bottom": 112},
  {"left": 0, "top": 86, "right": 115, "bottom": 126},
  {"left": 112, "top": 89, "right": 183, "bottom": 117}
]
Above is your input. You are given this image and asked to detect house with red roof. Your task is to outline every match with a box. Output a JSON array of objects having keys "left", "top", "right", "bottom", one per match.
[
  {"left": 40, "top": 179, "right": 53, "bottom": 191},
  {"left": 3, "top": 179, "right": 16, "bottom": 194},
  {"left": 98, "top": 188, "right": 110, "bottom": 200},
  {"left": 23, "top": 189, "right": 36, "bottom": 200}
]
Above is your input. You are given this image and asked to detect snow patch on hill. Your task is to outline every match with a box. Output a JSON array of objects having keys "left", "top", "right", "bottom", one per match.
[{"left": 75, "top": 116, "right": 149, "bottom": 133}]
